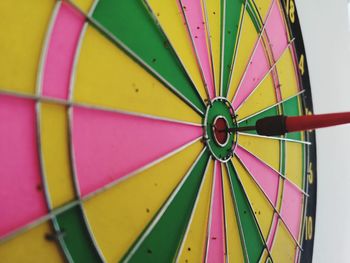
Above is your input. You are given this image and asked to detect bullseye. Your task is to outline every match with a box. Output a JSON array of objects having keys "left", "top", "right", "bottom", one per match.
[
  {"left": 213, "top": 117, "right": 229, "bottom": 146},
  {"left": 203, "top": 98, "right": 237, "bottom": 162}
]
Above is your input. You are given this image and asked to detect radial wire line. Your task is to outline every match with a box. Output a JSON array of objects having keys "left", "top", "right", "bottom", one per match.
[
  {"left": 234, "top": 154, "right": 303, "bottom": 250},
  {"left": 142, "top": 0, "right": 208, "bottom": 104},
  {"left": 237, "top": 144, "right": 308, "bottom": 196},
  {"left": 235, "top": 38, "right": 295, "bottom": 111},
  {"left": 238, "top": 132, "right": 311, "bottom": 145},
  {"left": 224, "top": 0, "right": 248, "bottom": 98},
  {"left": 231, "top": 0, "right": 276, "bottom": 104},
  {"left": 201, "top": 0, "right": 219, "bottom": 97},
  {"left": 237, "top": 90, "right": 305, "bottom": 124},
  {"left": 66, "top": 0, "right": 206, "bottom": 115},
  {"left": 174, "top": 158, "right": 212, "bottom": 262},
  {"left": 219, "top": 0, "right": 226, "bottom": 97},
  {"left": 122, "top": 147, "right": 209, "bottom": 262},
  {"left": 298, "top": 142, "right": 310, "bottom": 259},
  {"left": 0, "top": 89, "right": 202, "bottom": 127},
  {"left": 229, "top": 161, "right": 275, "bottom": 263},
  {"left": 0, "top": 137, "right": 203, "bottom": 244},
  {"left": 221, "top": 165, "right": 230, "bottom": 263}
]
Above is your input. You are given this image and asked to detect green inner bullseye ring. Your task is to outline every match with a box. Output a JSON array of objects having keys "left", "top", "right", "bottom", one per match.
[{"left": 204, "top": 98, "right": 238, "bottom": 162}]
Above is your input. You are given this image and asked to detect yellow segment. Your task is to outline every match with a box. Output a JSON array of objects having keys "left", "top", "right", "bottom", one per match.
[
  {"left": 233, "top": 157, "right": 275, "bottom": 239},
  {"left": 0, "top": 0, "right": 55, "bottom": 94},
  {"left": 204, "top": 0, "right": 221, "bottom": 96},
  {"left": 222, "top": 164, "right": 245, "bottom": 263},
  {"left": 238, "top": 134, "right": 280, "bottom": 171},
  {"left": 73, "top": 26, "right": 201, "bottom": 124},
  {"left": 71, "top": 0, "right": 95, "bottom": 13},
  {"left": 285, "top": 142, "right": 304, "bottom": 188},
  {"left": 236, "top": 73, "right": 276, "bottom": 121},
  {"left": 0, "top": 223, "right": 64, "bottom": 263},
  {"left": 276, "top": 49, "right": 299, "bottom": 99},
  {"left": 253, "top": 0, "right": 273, "bottom": 22},
  {"left": 146, "top": 0, "right": 208, "bottom": 101},
  {"left": 176, "top": 159, "right": 214, "bottom": 262},
  {"left": 271, "top": 222, "right": 296, "bottom": 262},
  {"left": 227, "top": 12, "right": 259, "bottom": 102},
  {"left": 83, "top": 141, "right": 203, "bottom": 262},
  {"left": 40, "top": 103, "right": 75, "bottom": 208}
]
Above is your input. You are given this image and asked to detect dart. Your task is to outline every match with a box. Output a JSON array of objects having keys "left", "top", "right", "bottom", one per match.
[{"left": 221, "top": 112, "right": 350, "bottom": 136}]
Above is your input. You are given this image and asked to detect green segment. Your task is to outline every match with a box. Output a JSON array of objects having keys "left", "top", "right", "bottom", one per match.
[
  {"left": 92, "top": 0, "right": 206, "bottom": 113},
  {"left": 282, "top": 97, "right": 302, "bottom": 140},
  {"left": 226, "top": 161, "right": 264, "bottom": 263},
  {"left": 280, "top": 140, "right": 286, "bottom": 175},
  {"left": 122, "top": 149, "right": 210, "bottom": 262},
  {"left": 221, "top": 0, "right": 243, "bottom": 97},
  {"left": 55, "top": 206, "right": 102, "bottom": 263}
]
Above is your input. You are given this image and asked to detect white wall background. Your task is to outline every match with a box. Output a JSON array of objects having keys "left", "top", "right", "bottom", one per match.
[{"left": 295, "top": 0, "right": 350, "bottom": 262}]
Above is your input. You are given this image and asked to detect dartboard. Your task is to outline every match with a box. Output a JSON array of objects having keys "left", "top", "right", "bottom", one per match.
[{"left": 0, "top": 0, "right": 317, "bottom": 262}]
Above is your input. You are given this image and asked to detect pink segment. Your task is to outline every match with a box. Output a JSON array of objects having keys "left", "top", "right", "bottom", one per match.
[
  {"left": 180, "top": 0, "right": 215, "bottom": 98},
  {"left": 42, "top": 2, "right": 85, "bottom": 99},
  {"left": 280, "top": 180, "right": 303, "bottom": 240},
  {"left": 206, "top": 162, "right": 225, "bottom": 262},
  {"left": 235, "top": 146, "right": 279, "bottom": 205},
  {"left": 0, "top": 96, "right": 47, "bottom": 237},
  {"left": 265, "top": 1, "right": 289, "bottom": 60},
  {"left": 72, "top": 107, "right": 203, "bottom": 196},
  {"left": 232, "top": 39, "right": 270, "bottom": 109}
]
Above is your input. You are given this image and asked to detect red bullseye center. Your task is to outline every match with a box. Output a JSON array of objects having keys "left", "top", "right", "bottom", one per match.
[{"left": 213, "top": 117, "right": 229, "bottom": 146}]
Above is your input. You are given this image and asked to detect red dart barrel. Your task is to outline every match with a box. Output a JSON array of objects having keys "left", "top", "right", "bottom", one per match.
[
  {"left": 286, "top": 112, "right": 350, "bottom": 132},
  {"left": 255, "top": 112, "right": 350, "bottom": 136}
]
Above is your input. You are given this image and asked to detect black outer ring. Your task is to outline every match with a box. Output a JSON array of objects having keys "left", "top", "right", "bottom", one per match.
[{"left": 279, "top": 1, "right": 317, "bottom": 262}]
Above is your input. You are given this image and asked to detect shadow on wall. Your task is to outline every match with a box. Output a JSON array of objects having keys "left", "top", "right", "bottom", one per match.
[
  {"left": 296, "top": 0, "right": 350, "bottom": 262},
  {"left": 348, "top": 0, "right": 350, "bottom": 31}
]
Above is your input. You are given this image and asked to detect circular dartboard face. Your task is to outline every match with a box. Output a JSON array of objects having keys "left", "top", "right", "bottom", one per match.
[{"left": 0, "top": 0, "right": 316, "bottom": 262}]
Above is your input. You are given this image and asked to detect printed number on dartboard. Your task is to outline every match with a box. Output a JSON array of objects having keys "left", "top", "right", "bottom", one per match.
[
  {"left": 299, "top": 54, "right": 305, "bottom": 75},
  {"left": 286, "top": 0, "right": 295, "bottom": 23},
  {"left": 305, "top": 216, "right": 313, "bottom": 240}
]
